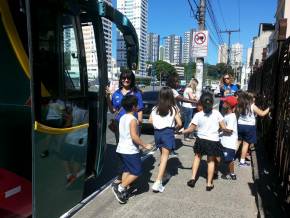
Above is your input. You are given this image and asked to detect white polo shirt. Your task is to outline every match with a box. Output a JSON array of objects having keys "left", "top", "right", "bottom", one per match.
[{"left": 191, "top": 109, "right": 224, "bottom": 141}]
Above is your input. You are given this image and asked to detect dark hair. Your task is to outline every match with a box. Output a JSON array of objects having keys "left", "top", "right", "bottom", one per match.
[
  {"left": 118, "top": 69, "right": 137, "bottom": 91},
  {"left": 121, "top": 95, "right": 138, "bottom": 112},
  {"left": 200, "top": 92, "right": 214, "bottom": 114},
  {"left": 166, "top": 74, "right": 179, "bottom": 89},
  {"left": 156, "top": 86, "right": 176, "bottom": 117},
  {"left": 235, "top": 91, "right": 253, "bottom": 118}
]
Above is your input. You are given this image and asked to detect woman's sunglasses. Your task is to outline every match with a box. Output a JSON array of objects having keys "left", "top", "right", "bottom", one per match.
[{"left": 122, "top": 76, "right": 131, "bottom": 81}]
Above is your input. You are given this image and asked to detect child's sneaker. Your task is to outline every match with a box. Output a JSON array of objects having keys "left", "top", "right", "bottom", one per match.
[
  {"left": 112, "top": 185, "right": 128, "bottom": 204},
  {"left": 152, "top": 181, "right": 165, "bottom": 193},
  {"left": 221, "top": 174, "right": 237, "bottom": 180},
  {"left": 238, "top": 162, "right": 251, "bottom": 167}
]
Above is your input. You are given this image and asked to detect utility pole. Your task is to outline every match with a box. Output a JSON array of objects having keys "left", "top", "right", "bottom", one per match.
[
  {"left": 220, "top": 29, "right": 240, "bottom": 65},
  {"left": 195, "top": 0, "right": 206, "bottom": 93}
]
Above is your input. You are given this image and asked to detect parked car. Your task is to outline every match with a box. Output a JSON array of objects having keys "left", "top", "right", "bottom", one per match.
[
  {"left": 141, "top": 91, "right": 158, "bottom": 132},
  {"left": 138, "top": 83, "right": 146, "bottom": 88}
]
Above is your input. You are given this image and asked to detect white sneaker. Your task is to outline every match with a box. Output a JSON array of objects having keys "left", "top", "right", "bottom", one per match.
[{"left": 152, "top": 181, "right": 165, "bottom": 193}]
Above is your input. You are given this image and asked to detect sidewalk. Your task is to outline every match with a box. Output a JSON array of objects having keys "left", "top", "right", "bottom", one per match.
[{"left": 73, "top": 136, "right": 257, "bottom": 218}]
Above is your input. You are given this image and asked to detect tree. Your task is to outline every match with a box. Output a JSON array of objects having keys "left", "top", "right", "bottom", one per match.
[
  {"left": 216, "top": 63, "right": 234, "bottom": 78},
  {"left": 153, "top": 60, "right": 177, "bottom": 81},
  {"left": 183, "top": 62, "right": 196, "bottom": 82}
]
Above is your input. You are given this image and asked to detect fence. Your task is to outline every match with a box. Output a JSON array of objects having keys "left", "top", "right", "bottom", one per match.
[{"left": 248, "top": 37, "right": 290, "bottom": 205}]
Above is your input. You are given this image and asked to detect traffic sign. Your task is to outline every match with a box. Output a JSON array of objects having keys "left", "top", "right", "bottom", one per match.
[{"left": 192, "top": 30, "right": 208, "bottom": 57}]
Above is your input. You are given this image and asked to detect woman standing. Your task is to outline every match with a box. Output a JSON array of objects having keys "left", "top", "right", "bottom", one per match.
[
  {"left": 106, "top": 69, "right": 144, "bottom": 144},
  {"left": 182, "top": 79, "right": 199, "bottom": 141}
]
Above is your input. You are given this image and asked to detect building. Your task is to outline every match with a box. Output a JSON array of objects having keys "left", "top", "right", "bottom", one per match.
[
  {"left": 173, "top": 64, "right": 185, "bottom": 80},
  {"left": 268, "top": 0, "right": 290, "bottom": 55},
  {"left": 81, "top": 0, "right": 112, "bottom": 80},
  {"left": 250, "top": 23, "right": 275, "bottom": 66},
  {"left": 146, "top": 33, "right": 160, "bottom": 63},
  {"left": 164, "top": 35, "right": 182, "bottom": 65},
  {"left": 231, "top": 43, "right": 243, "bottom": 66},
  {"left": 217, "top": 43, "right": 228, "bottom": 64},
  {"left": 117, "top": 0, "right": 148, "bottom": 76},
  {"left": 159, "top": 45, "right": 165, "bottom": 61},
  {"left": 182, "top": 29, "right": 196, "bottom": 64}
]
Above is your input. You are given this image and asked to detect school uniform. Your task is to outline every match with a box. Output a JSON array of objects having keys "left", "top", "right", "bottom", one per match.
[
  {"left": 191, "top": 109, "right": 223, "bottom": 156},
  {"left": 237, "top": 104, "right": 257, "bottom": 144},
  {"left": 116, "top": 114, "right": 142, "bottom": 176},
  {"left": 151, "top": 106, "right": 177, "bottom": 150},
  {"left": 220, "top": 113, "right": 238, "bottom": 162}
]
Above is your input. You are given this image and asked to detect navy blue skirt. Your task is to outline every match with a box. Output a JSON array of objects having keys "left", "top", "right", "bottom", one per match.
[{"left": 154, "top": 127, "right": 175, "bottom": 150}]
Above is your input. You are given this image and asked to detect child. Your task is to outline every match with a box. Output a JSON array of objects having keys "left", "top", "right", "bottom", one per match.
[
  {"left": 149, "top": 87, "right": 182, "bottom": 192},
  {"left": 180, "top": 92, "right": 227, "bottom": 191},
  {"left": 112, "top": 95, "right": 152, "bottom": 204},
  {"left": 236, "top": 92, "right": 270, "bottom": 167},
  {"left": 220, "top": 96, "right": 238, "bottom": 180}
]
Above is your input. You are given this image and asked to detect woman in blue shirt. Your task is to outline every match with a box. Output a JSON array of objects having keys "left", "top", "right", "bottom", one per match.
[
  {"left": 219, "top": 74, "right": 239, "bottom": 113},
  {"left": 106, "top": 69, "right": 144, "bottom": 144}
]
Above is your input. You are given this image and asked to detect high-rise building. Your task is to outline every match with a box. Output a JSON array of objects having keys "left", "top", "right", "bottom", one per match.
[
  {"left": 117, "top": 0, "right": 148, "bottom": 76},
  {"left": 231, "top": 43, "right": 243, "bottom": 67},
  {"left": 82, "top": 0, "right": 112, "bottom": 79},
  {"left": 217, "top": 43, "right": 228, "bottom": 64},
  {"left": 146, "top": 33, "right": 160, "bottom": 63},
  {"left": 159, "top": 45, "right": 165, "bottom": 61},
  {"left": 182, "top": 29, "right": 196, "bottom": 63},
  {"left": 164, "top": 35, "right": 182, "bottom": 65}
]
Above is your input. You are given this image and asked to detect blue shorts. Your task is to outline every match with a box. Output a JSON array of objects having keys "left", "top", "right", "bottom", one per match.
[
  {"left": 119, "top": 153, "right": 142, "bottom": 176},
  {"left": 238, "top": 124, "right": 257, "bottom": 144},
  {"left": 222, "top": 147, "right": 236, "bottom": 162},
  {"left": 154, "top": 128, "right": 175, "bottom": 150}
]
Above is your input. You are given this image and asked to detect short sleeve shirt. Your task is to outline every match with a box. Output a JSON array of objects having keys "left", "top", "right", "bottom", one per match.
[
  {"left": 191, "top": 109, "right": 224, "bottom": 141},
  {"left": 222, "top": 84, "right": 239, "bottom": 96},
  {"left": 150, "top": 106, "right": 177, "bottom": 129},
  {"left": 220, "top": 113, "right": 238, "bottom": 150},
  {"left": 112, "top": 89, "right": 143, "bottom": 122},
  {"left": 171, "top": 88, "right": 179, "bottom": 98}
]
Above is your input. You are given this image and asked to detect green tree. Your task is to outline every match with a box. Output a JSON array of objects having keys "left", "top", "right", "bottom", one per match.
[
  {"left": 216, "top": 63, "right": 234, "bottom": 78},
  {"left": 183, "top": 62, "right": 196, "bottom": 82},
  {"left": 153, "top": 60, "right": 177, "bottom": 81}
]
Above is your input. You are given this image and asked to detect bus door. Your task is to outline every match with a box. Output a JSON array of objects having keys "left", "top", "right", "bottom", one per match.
[{"left": 27, "top": 1, "right": 94, "bottom": 217}]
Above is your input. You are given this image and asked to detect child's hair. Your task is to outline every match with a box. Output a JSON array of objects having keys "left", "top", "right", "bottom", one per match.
[
  {"left": 156, "top": 86, "right": 176, "bottom": 117},
  {"left": 200, "top": 92, "right": 213, "bottom": 114},
  {"left": 166, "top": 74, "right": 179, "bottom": 88},
  {"left": 236, "top": 91, "right": 253, "bottom": 117},
  {"left": 121, "top": 95, "right": 138, "bottom": 112},
  {"left": 187, "top": 78, "right": 198, "bottom": 93}
]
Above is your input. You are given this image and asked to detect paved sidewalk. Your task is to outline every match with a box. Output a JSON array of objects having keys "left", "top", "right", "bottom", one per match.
[{"left": 73, "top": 136, "right": 257, "bottom": 218}]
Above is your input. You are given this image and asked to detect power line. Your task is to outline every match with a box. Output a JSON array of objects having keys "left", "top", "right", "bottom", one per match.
[{"left": 217, "top": 0, "right": 227, "bottom": 30}]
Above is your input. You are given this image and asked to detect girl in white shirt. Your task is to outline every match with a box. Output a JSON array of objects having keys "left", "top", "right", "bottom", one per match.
[
  {"left": 181, "top": 92, "right": 227, "bottom": 191},
  {"left": 149, "top": 87, "right": 182, "bottom": 192},
  {"left": 182, "top": 78, "right": 199, "bottom": 141},
  {"left": 236, "top": 92, "right": 270, "bottom": 167}
]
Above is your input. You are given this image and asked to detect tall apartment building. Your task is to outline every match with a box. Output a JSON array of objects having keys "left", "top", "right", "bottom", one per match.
[
  {"left": 159, "top": 45, "right": 165, "bottom": 61},
  {"left": 217, "top": 43, "right": 228, "bottom": 64},
  {"left": 82, "top": 0, "right": 112, "bottom": 79},
  {"left": 182, "top": 29, "right": 196, "bottom": 63},
  {"left": 164, "top": 35, "right": 182, "bottom": 65},
  {"left": 146, "top": 33, "right": 160, "bottom": 63},
  {"left": 117, "top": 0, "right": 148, "bottom": 76},
  {"left": 231, "top": 43, "right": 243, "bottom": 67}
]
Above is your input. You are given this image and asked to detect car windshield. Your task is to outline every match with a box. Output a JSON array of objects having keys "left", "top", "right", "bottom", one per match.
[{"left": 142, "top": 91, "right": 158, "bottom": 101}]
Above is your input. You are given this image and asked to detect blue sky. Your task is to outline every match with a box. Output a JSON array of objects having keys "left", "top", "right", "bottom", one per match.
[{"left": 111, "top": 0, "right": 277, "bottom": 64}]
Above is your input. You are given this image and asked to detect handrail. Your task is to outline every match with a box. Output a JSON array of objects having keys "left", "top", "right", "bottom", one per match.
[{"left": 34, "top": 121, "right": 89, "bottom": 134}]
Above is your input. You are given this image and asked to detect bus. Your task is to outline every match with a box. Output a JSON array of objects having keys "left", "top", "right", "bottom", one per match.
[{"left": 0, "top": 0, "right": 138, "bottom": 217}]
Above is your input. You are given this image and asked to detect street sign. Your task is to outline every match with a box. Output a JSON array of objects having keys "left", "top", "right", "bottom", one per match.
[{"left": 192, "top": 30, "right": 208, "bottom": 57}]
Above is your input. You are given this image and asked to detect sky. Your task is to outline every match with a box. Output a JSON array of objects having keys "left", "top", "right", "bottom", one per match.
[{"left": 111, "top": 0, "right": 277, "bottom": 64}]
